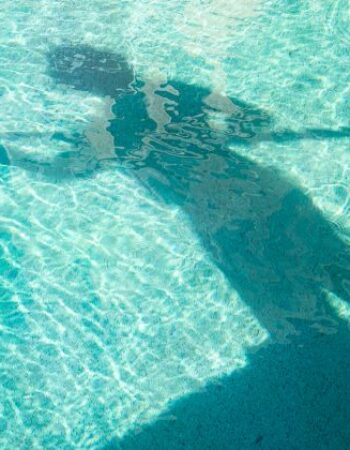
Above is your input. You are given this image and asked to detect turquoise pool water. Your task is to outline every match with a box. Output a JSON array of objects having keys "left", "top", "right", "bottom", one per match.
[{"left": 1, "top": 1, "right": 350, "bottom": 448}]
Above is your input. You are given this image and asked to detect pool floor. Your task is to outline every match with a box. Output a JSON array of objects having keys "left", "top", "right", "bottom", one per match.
[{"left": 0, "top": 0, "right": 350, "bottom": 448}]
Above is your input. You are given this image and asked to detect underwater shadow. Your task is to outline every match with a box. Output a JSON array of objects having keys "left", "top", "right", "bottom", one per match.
[
  {"left": 7, "top": 44, "right": 350, "bottom": 448},
  {"left": 46, "top": 44, "right": 350, "bottom": 449}
]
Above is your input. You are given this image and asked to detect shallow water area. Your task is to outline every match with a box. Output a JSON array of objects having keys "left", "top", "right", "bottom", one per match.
[{"left": 0, "top": 1, "right": 350, "bottom": 449}]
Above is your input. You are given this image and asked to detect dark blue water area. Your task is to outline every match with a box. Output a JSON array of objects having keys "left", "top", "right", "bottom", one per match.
[
  {"left": 113, "top": 324, "right": 350, "bottom": 449},
  {"left": 2, "top": 44, "right": 350, "bottom": 449}
]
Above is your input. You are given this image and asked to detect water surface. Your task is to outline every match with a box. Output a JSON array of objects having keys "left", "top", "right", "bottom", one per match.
[{"left": 0, "top": 1, "right": 350, "bottom": 449}]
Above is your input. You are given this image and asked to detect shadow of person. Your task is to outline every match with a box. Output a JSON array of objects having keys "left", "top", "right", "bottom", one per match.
[{"left": 7, "top": 44, "right": 350, "bottom": 448}]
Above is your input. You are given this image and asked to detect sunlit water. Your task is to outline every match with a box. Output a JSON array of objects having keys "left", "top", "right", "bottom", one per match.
[{"left": 1, "top": 1, "right": 350, "bottom": 449}]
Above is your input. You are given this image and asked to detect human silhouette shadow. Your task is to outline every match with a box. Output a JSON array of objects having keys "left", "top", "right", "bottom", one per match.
[
  {"left": 43, "top": 45, "right": 350, "bottom": 449},
  {"left": 4, "top": 44, "right": 350, "bottom": 448}
]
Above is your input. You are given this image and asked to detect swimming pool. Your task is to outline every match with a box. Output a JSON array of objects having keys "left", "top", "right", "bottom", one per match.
[{"left": 1, "top": 0, "right": 350, "bottom": 448}]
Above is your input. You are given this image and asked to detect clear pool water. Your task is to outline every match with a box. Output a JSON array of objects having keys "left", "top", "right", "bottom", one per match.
[{"left": 1, "top": 1, "right": 350, "bottom": 449}]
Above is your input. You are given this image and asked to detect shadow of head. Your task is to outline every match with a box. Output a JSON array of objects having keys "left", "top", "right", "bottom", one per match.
[{"left": 47, "top": 44, "right": 135, "bottom": 97}]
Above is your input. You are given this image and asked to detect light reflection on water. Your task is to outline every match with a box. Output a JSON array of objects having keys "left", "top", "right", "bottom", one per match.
[{"left": 0, "top": 1, "right": 350, "bottom": 449}]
